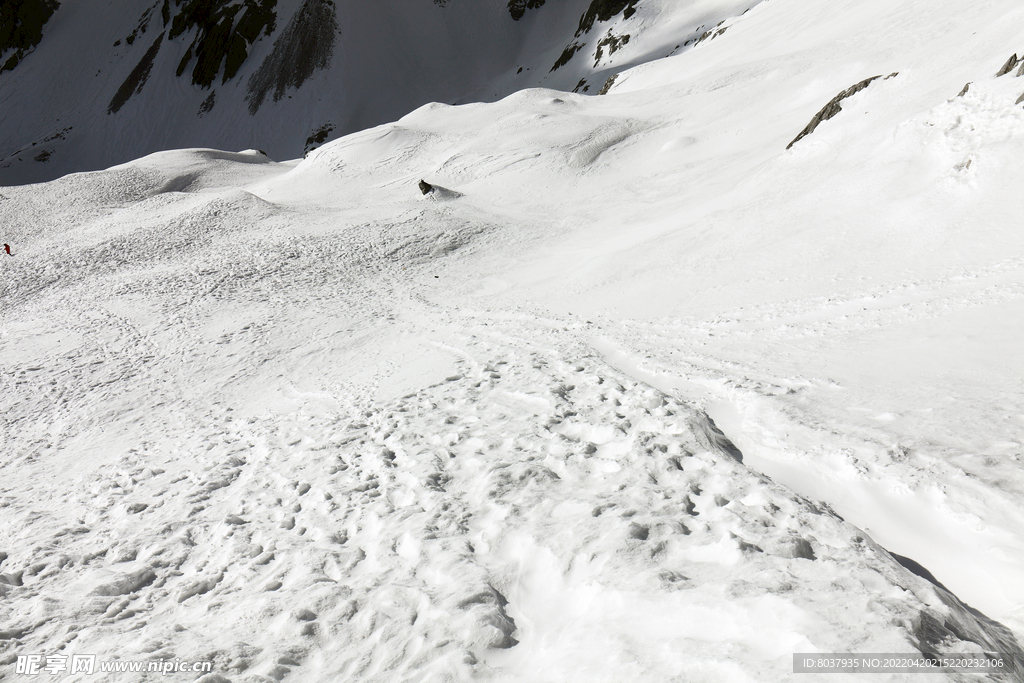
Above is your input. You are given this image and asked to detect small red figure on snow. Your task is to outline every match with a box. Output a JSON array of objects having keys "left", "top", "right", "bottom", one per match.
[{"left": 3, "top": 244, "right": 10, "bottom": 256}]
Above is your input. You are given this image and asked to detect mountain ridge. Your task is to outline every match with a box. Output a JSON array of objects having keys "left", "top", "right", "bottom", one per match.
[{"left": 0, "top": 0, "right": 754, "bottom": 186}]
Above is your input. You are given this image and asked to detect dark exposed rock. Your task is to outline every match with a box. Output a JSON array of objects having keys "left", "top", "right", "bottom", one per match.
[
  {"left": 597, "top": 73, "right": 619, "bottom": 95},
  {"left": 303, "top": 123, "right": 334, "bottom": 155},
  {"left": 551, "top": 0, "right": 640, "bottom": 71},
  {"left": 786, "top": 74, "right": 884, "bottom": 149},
  {"left": 1017, "top": 60, "right": 1024, "bottom": 77},
  {"left": 550, "top": 42, "right": 582, "bottom": 72},
  {"left": 246, "top": 0, "right": 335, "bottom": 114},
  {"left": 172, "top": 0, "right": 277, "bottom": 88},
  {"left": 907, "top": 585, "right": 1024, "bottom": 677},
  {"left": 996, "top": 53, "right": 1019, "bottom": 77},
  {"left": 577, "top": 0, "right": 640, "bottom": 36},
  {"left": 696, "top": 24, "right": 728, "bottom": 46},
  {"left": 891, "top": 552, "right": 951, "bottom": 592},
  {"left": 3, "top": 126, "right": 72, "bottom": 165},
  {"left": 122, "top": 3, "right": 158, "bottom": 49},
  {"left": 108, "top": 31, "right": 165, "bottom": 114},
  {"left": 572, "top": 77, "right": 589, "bottom": 93},
  {"left": 418, "top": 181, "right": 463, "bottom": 201},
  {"left": 197, "top": 90, "right": 216, "bottom": 117},
  {"left": 507, "top": 0, "right": 546, "bottom": 21},
  {"left": 594, "top": 31, "right": 630, "bottom": 65},
  {"left": 1016, "top": 91, "right": 1024, "bottom": 106},
  {"left": 0, "top": 0, "right": 60, "bottom": 74},
  {"left": 876, "top": 547, "right": 1024, "bottom": 676},
  {"left": 957, "top": 82, "right": 970, "bottom": 97}
]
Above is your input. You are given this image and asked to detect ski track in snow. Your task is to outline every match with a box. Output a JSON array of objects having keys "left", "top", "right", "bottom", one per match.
[
  {"left": 592, "top": 261, "right": 1024, "bottom": 625},
  {"left": 3, "top": 297, "right": 1019, "bottom": 682}
]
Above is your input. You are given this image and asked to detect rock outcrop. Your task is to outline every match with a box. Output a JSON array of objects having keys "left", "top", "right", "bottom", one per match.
[
  {"left": 787, "top": 73, "right": 897, "bottom": 149},
  {"left": 996, "top": 53, "right": 1019, "bottom": 77},
  {"left": 245, "top": 0, "right": 336, "bottom": 114},
  {"left": 0, "top": 0, "right": 60, "bottom": 73}
]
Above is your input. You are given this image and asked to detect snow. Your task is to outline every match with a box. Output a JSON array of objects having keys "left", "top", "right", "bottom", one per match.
[
  {"left": 3, "top": 0, "right": 1024, "bottom": 680},
  {"left": 1, "top": 0, "right": 760, "bottom": 186}
]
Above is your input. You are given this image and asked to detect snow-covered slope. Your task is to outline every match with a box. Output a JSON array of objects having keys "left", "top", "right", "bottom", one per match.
[
  {"left": 0, "top": 0, "right": 759, "bottom": 186},
  {"left": 3, "top": 0, "right": 1024, "bottom": 680}
]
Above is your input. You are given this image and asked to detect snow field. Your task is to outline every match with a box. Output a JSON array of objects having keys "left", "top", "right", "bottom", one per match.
[
  {"left": 4, "top": 0, "right": 1024, "bottom": 679},
  {"left": 4, "top": 300, "right": 1014, "bottom": 682}
]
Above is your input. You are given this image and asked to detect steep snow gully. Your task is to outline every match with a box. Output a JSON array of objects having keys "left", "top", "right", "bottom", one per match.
[{"left": 4, "top": 0, "right": 1024, "bottom": 681}]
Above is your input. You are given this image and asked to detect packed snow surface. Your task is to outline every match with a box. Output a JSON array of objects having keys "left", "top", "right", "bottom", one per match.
[{"left": 3, "top": 0, "right": 1024, "bottom": 681}]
